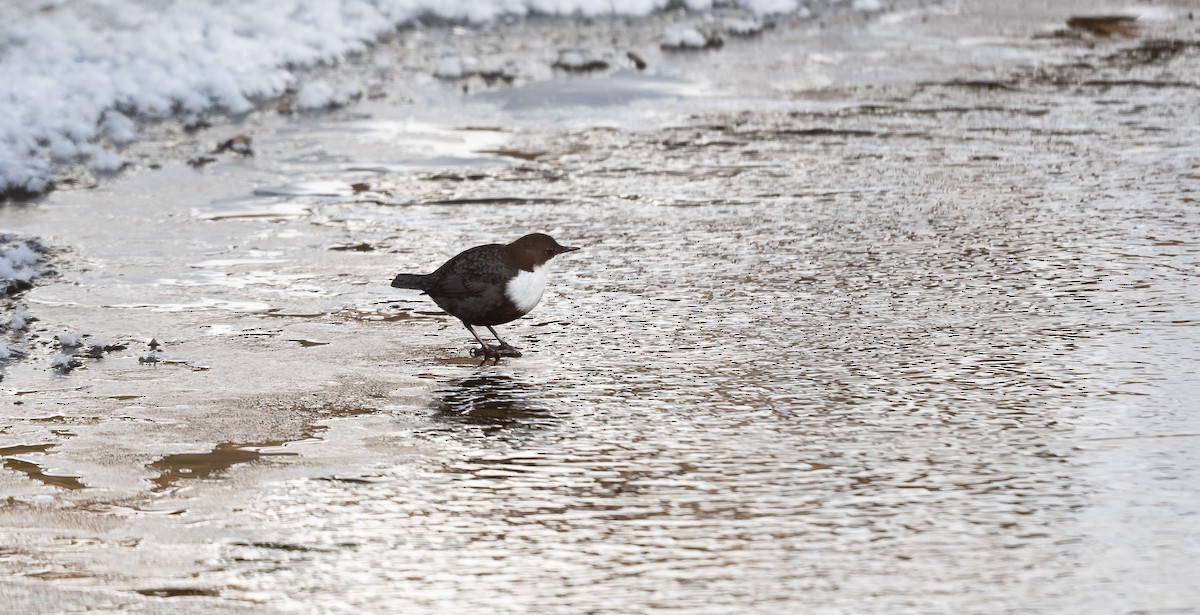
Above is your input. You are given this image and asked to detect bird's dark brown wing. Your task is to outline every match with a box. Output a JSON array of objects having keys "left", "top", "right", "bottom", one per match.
[{"left": 426, "top": 244, "right": 517, "bottom": 299}]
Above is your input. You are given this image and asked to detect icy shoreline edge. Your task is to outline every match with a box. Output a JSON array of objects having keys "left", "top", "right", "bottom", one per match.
[{"left": 0, "top": 0, "right": 857, "bottom": 199}]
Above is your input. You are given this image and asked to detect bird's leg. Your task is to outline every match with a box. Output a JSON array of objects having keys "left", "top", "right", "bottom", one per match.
[
  {"left": 458, "top": 321, "right": 496, "bottom": 360},
  {"left": 464, "top": 323, "right": 504, "bottom": 364},
  {"left": 485, "top": 325, "right": 522, "bottom": 357}
]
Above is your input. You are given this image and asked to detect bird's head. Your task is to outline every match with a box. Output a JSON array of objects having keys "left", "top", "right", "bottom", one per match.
[{"left": 505, "top": 233, "right": 580, "bottom": 271}]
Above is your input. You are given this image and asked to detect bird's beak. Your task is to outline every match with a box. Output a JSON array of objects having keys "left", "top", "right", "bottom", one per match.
[{"left": 560, "top": 245, "right": 581, "bottom": 253}]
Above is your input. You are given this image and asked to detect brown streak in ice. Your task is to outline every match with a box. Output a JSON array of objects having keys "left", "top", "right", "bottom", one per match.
[
  {"left": 0, "top": 443, "right": 87, "bottom": 490},
  {"left": 146, "top": 405, "right": 377, "bottom": 492}
]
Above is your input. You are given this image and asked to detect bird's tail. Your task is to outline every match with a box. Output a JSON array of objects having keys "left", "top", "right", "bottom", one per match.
[{"left": 390, "top": 273, "right": 432, "bottom": 291}]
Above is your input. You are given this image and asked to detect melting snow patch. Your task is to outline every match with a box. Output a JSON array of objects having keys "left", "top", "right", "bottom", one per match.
[
  {"left": 726, "top": 19, "right": 766, "bottom": 37},
  {"left": 58, "top": 331, "right": 85, "bottom": 348},
  {"left": 0, "top": 240, "right": 43, "bottom": 294},
  {"left": 664, "top": 27, "right": 712, "bottom": 49},
  {"left": 90, "top": 148, "right": 125, "bottom": 174},
  {"left": 553, "top": 49, "right": 609, "bottom": 73},
  {"left": 434, "top": 55, "right": 466, "bottom": 80},
  {"left": 295, "top": 81, "right": 338, "bottom": 110},
  {"left": 661, "top": 25, "right": 728, "bottom": 51},
  {"left": 103, "top": 110, "right": 138, "bottom": 145},
  {"left": 3, "top": 243, "right": 39, "bottom": 268},
  {"left": 9, "top": 306, "right": 32, "bottom": 331},
  {"left": 853, "top": 0, "right": 884, "bottom": 13},
  {"left": 51, "top": 353, "right": 83, "bottom": 371},
  {"left": 295, "top": 80, "right": 363, "bottom": 110}
]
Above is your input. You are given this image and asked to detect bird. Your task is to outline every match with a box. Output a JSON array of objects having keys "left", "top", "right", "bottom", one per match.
[{"left": 390, "top": 233, "right": 580, "bottom": 363}]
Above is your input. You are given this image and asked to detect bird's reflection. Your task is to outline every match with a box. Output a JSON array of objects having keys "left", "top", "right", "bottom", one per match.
[{"left": 432, "top": 374, "right": 557, "bottom": 433}]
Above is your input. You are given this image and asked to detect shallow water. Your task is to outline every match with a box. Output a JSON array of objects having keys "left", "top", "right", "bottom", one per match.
[
  {"left": 214, "top": 149, "right": 1198, "bottom": 612},
  {"left": 3, "top": 4, "right": 1200, "bottom": 614}
]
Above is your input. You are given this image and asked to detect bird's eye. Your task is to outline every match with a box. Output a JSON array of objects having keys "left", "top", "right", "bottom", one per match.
[{"left": 546, "top": 248, "right": 556, "bottom": 255}]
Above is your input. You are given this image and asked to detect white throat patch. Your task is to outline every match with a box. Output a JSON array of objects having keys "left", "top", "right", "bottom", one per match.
[{"left": 505, "top": 265, "right": 549, "bottom": 314}]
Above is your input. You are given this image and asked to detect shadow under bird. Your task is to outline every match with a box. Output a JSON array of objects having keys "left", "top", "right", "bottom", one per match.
[{"left": 390, "top": 233, "right": 580, "bottom": 363}]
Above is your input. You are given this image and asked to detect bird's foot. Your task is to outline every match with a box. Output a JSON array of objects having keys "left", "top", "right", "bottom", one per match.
[
  {"left": 470, "top": 344, "right": 522, "bottom": 362},
  {"left": 470, "top": 345, "right": 499, "bottom": 366},
  {"left": 496, "top": 344, "right": 522, "bottom": 358}
]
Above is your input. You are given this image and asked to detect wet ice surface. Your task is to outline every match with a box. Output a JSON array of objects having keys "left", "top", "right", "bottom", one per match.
[{"left": 3, "top": 4, "right": 1200, "bottom": 614}]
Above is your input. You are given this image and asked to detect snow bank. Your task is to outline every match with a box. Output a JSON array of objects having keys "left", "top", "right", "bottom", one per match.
[{"left": 0, "top": 0, "right": 861, "bottom": 197}]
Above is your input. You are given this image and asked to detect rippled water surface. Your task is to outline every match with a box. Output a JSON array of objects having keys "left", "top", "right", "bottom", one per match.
[
  {"left": 216, "top": 54, "right": 1200, "bottom": 611},
  {"left": 3, "top": 6, "right": 1200, "bottom": 614},
  {"left": 229, "top": 207, "right": 1193, "bottom": 612}
]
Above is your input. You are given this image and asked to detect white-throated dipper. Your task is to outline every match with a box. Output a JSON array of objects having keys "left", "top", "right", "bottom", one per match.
[{"left": 390, "top": 233, "right": 580, "bottom": 362}]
